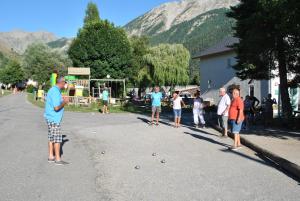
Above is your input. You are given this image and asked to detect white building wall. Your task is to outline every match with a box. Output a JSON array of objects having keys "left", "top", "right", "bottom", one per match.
[{"left": 199, "top": 52, "right": 269, "bottom": 104}]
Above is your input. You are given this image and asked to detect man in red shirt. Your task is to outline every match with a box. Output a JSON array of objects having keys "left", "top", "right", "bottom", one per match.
[{"left": 229, "top": 88, "right": 244, "bottom": 150}]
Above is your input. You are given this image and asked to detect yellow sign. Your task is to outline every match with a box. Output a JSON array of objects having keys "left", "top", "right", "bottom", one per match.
[{"left": 37, "top": 90, "right": 44, "bottom": 98}]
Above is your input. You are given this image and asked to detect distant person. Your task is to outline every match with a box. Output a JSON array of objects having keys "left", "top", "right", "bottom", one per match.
[
  {"left": 249, "top": 94, "right": 260, "bottom": 124},
  {"left": 243, "top": 95, "right": 253, "bottom": 130},
  {"left": 217, "top": 88, "right": 231, "bottom": 137},
  {"left": 102, "top": 88, "right": 109, "bottom": 114},
  {"left": 193, "top": 92, "right": 206, "bottom": 128},
  {"left": 229, "top": 88, "right": 244, "bottom": 150},
  {"left": 173, "top": 91, "right": 186, "bottom": 128},
  {"left": 151, "top": 86, "right": 162, "bottom": 125},
  {"left": 264, "top": 94, "right": 277, "bottom": 126},
  {"left": 44, "top": 77, "right": 69, "bottom": 165}
]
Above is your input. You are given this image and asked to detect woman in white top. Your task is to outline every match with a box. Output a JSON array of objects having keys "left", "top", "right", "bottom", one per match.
[
  {"left": 193, "top": 92, "right": 206, "bottom": 128},
  {"left": 173, "top": 91, "right": 186, "bottom": 128}
]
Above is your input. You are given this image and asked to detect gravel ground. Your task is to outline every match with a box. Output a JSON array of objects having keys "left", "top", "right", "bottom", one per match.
[{"left": 0, "top": 93, "right": 299, "bottom": 201}]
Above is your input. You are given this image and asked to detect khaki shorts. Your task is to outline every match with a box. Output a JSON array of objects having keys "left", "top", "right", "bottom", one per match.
[
  {"left": 152, "top": 106, "right": 161, "bottom": 114},
  {"left": 218, "top": 115, "right": 228, "bottom": 130}
]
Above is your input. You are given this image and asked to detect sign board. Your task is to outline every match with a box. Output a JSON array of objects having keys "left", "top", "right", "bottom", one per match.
[{"left": 68, "top": 67, "right": 90, "bottom": 75}]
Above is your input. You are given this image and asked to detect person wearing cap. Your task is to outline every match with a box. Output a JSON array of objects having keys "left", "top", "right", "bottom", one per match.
[{"left": 44, "top": 77, "right": 69, "bottom": 165}]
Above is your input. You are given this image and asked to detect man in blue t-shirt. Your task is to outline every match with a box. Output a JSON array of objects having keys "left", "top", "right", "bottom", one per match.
[
  {"left": 151, "top": 86, "right": 162, "bottom": 125},
  {"left": 102, "top": 88, "right": 109, "bottom": 114},
  {"left": 44, "top": 77, "right": 69, "bottom": 165}
]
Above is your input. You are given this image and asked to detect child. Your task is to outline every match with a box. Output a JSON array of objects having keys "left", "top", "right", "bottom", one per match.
[
  {"left": 193, "top": 92, "right": 206, "bottom": 128},
  {"left": 173, "top": 91, "right": 185, "bottom": 128}
]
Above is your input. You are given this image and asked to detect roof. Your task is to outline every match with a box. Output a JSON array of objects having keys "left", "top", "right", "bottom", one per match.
[
  {"left": 193, "top": 36, "right": 239, "bottom": 59},
  {"left": 68, "top": 67, "right": 90, "bottom": 75}
]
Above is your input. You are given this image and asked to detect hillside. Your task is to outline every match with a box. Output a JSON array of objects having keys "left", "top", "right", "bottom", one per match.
[
  {"left": 124, "top": 0, "right": 238, "bottom": 36},
  {"left": 47, "top": 37, "right": 73, "bottom": 53},
  {"left": 150, "top": 8, "right": 235, "bottom": 57},
  {"left": 124, "top": 0, "right": 237, "bottom": 78},
  {"left": 0, "top": 30, "right": 57, "bottom": 54}
]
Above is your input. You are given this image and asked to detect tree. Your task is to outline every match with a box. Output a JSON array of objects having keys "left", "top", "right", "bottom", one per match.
[
  {"left": 84, "top": 2, "right": 101, "bottom": 26},
  {"left": 143, "top": 44, "right": 190, "bottom": 86},
  {"left": 129, "top": 36, "right": 150, "bottom": 86},
  {"left": 0, "top": 60, "right": 24, "bottom": 85},
  {"left": 68, "top": 4, "right": 132, "bottom": 80},
  {"left": 23, "top": 43, "right": 72, "bottom": 85},
  {"left": 227, "top": 0, "right": 300, "bottom": 118}
]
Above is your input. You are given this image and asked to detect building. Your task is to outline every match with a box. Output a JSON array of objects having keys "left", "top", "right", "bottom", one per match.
[{"left": 193, "top": 36, "right": 299, "bottom": 112}]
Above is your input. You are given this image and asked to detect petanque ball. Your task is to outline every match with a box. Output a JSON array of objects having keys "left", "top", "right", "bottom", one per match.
[
  {"left": 152, "top": 153, "right": 157, "bottom": 156},
  {"left": 135, "top": 165, "right": 140, "bottom": 169},
  {"left": 161, "top": 159, "right": 166, "bottom": 163}
]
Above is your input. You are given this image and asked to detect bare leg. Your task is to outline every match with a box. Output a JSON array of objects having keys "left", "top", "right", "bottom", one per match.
[
  {"left": 174, "top": 117, "right": 177, "bottom": 127},
  {"left": 233, "top": 134, "right": 238, "bottom": 148},
  {"left": 178, "top": 117, "right": 181, "bottom": 127},
  {"left": 151, "top": 112, "right": 155, "bottom": 124},
  {"left": 54, "top": 143, "right": 61, "bottom": 161},
  {"left": 224, "top": 128, "right": 228, "bottom": 136},
  {"left": 156, "top": 112, "right": 159, "bottom": 124},
  {"left": 237, "top": 134, "right": 241, "bottom": 147},
  {"left": 48, "top": 142, "right": 54, "bottom": 159}
]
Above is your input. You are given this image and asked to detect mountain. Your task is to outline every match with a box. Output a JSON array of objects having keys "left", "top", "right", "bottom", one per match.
[
  {"left": 47, "top": 37, "right": 73, "bottom": 53},
  {"left": 150, "top": 8, "right": 235, "bottom": 56},
  {"left": 124, "top": 0, "right": 239, "bottom": 78},
  {"left": 0, "top": 30, "right": 58, "bottom": 54},
  {"left": 124, "top": 0, "right": 239, "bottom": 37}
]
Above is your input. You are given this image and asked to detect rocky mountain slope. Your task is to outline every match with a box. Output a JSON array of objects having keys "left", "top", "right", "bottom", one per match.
[
  {"left": 0, "top": 30, "right": 57, "bottom": 54},
  {"left": 124, "top": 0, "right": 239, "bottom": 36}
]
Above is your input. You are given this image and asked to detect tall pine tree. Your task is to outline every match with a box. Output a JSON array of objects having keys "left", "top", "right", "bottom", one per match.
[
  {"left": 227, "top": 0, "right": 300, "bottom": 118},
  {"left": 84, "top": 2, "right": 101, "bottom": 26}
]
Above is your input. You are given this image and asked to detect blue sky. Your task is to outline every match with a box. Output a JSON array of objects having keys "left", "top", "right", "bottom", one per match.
[{"left": 0, "top": 0, "right": 175, "bottom": 38}]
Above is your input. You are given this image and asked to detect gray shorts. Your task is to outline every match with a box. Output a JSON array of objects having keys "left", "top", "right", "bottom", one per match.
[
  {"left": 218, "top": 115, "right": 228, "bottom": 130},
  {"left": 152, "top": 106, "right": 161, "bottom": 114}
]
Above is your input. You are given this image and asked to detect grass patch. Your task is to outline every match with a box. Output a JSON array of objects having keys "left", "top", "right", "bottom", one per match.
[
  {"left": 0, "top": 90, "right": 12, "bottom": 97},
  {"left": 26, "top": 93, "right": 150, "bottom": 114}
]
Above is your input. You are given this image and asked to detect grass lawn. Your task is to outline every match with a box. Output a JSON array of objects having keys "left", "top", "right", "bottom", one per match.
[
  {"left": 27, "top": 93, "right": 152, "bottom": 114},
  {"left": 0, "top": 90, "right": 12, "bottom": 97}
]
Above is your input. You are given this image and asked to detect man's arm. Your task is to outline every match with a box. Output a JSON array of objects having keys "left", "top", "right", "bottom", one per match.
[
  {"left": 236, "top": 99, "right": 244, "bottom": 123},
  {"left": 255, "top": 97, "right": 260, "bottom": 107},
  {"left": 54, "top": 97, "right": 69, "bottom": 112},
  {"left": 222, "top": 97, "right": 231, "bottom": 115}
]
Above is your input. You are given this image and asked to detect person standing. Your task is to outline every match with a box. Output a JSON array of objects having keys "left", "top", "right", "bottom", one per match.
[
  {"left": 44, "top": 77, "right": 69, "bottom": 165},
  {"left": 102, "top": 87, "right": 109, "bottom": 114},
  {"left": 264, "top": 93, "right": 277, "bottom": 126},
  {"left": 217, "top": 88, "right": 231, "bottom": 137},
  {"left": 193, "top": 92, "right": 206, "bottom": 128},
  {"left": 151, "top": 86, "right": 162, "bottom": 125},
  {"left": 173, "top": 91, "right": 186, "bottom": 128},
  {"left": 229, "top": 88, "right": 245, "bottom": 150}
]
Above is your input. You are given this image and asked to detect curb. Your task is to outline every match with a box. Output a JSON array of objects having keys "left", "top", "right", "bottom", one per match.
[{"left": 210, "top": 123, "right": 300, "bottom": 181}]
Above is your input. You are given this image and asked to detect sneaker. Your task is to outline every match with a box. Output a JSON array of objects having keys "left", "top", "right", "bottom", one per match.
[
  {"left": 48, "top": 158, "right": 55, "bottom": 163},
  {"left": 230, "top": 146, "right": 238, "bottom": 151},
  {"left": 55, "top": 160, "right": 69, "bottom": 165}
]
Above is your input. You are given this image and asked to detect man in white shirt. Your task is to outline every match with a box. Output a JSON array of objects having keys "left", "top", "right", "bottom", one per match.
[{"left": 217, "top": 88, "right": 231, "bottom": 137}]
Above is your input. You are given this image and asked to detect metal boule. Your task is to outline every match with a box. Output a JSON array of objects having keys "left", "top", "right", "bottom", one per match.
[
  {"left": 152, "top": 153, "right": 157, "bottom": 156},
  {"left": 135, "top": 165, "right": 140, "bottom": 169},
  {"left": 160, "top": 159, "right": 166, "bottom": 163},
  {"left": 101, "top": 151, "right": 105, "bottom": 154}
]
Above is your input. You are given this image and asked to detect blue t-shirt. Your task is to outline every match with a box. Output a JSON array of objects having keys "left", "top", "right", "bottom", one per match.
[
  {"left": 44, "top": 86, "right": 64, "bottom": 124},
  {"left": 151, "top": 92, "right": 162, "bottom": 107},
  {"left": 102, "top": 90, "right": 109, "bottom": 101}
]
